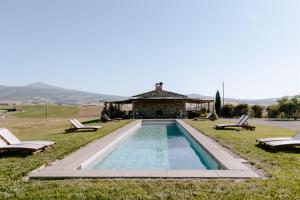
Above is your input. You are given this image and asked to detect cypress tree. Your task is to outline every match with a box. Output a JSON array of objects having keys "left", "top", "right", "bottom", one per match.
[{"left": 215, "top": 90, "right": 221, "bottom": 115}]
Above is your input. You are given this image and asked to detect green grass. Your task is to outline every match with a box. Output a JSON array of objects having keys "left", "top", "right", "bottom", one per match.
[
  {"left": 0, "top": 118, "right": 300, "bottom": 199},
  {"left": 12, "top": 105, "right": 79, "bottom": 118}
]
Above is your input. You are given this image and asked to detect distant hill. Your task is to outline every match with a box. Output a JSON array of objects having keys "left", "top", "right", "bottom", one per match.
[
  {"left": 187, "top": 94, "right": 280, "bottom": 106},
  {"left": 0, "top": 82, "right": 127, "bottom": 105},
  {"left": 0, "top": 82, "right": 290, "bottom": 105}
]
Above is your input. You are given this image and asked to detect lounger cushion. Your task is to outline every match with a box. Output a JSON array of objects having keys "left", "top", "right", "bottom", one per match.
[
  {"left": 264, "top": 140, "right": 300, "bottom": 147},
  {"left": 0, "top": 128, "right": 21, "bottom": 144},
  {"left": 21, "top": 141, "right": 55, "bottom": 146},
  {"left": 0, "top": 139, "right": 46, "bottom": 150},
  {"left": 0, "top": 128, "right": 55, "bottom": 146},
  {"left": 256, "top": 137, "right": 293, "bottom": 143},
  {"left": 257, "top": 132, "right": 300, "bottom": 143}
]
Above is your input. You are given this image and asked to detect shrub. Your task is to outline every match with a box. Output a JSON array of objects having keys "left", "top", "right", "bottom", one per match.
[
  {"left": 266, "top": 104, "right": 280, "bottom": 118},
  {"left": 199, "top": 107, "right": 208, "bottom": 115},
  {"left": 100, "top": 103, "right": 109, "bottom": 122},
  {"left": 251, "top": 105, "right": 263, "bottom": 118},
  {"left": 209, "top": 113, "right": 218, "bottom": 121},
  {"left": 277, "top": 96, "right": 300, "bottom": 119},
  {"left": 219, "top": 104, "right": 234, "bottom": 118},
  {"left": 233, "top": 104, "right": 249, "bottom": 117},
  {"left": 187, "top": 111, "right": 200, "bottom": 119}
]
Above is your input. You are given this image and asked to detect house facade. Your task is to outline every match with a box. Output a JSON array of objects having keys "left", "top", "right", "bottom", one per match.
[
  {"left": 131, "top": 83, "right": 187, "bottom": 118},
  {"left": 107, "top": 82, "right": 214, "bottom": 119}
]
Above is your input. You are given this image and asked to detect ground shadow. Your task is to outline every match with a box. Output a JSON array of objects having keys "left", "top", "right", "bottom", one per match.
[
  {"left": 255, "top": 144, "right": 300, "bottom": 154},
  {"left": 215, "top": 128, "right": 241, "bottom": 132},
  {"left": 265, "top": 119, "right": 300, "bottom": 122},
  {"left": 0, "top": 151, "right": 32, "bottom": 158},
  {"left": 82, "top": 119, "right": 101, "bottom": 124}
]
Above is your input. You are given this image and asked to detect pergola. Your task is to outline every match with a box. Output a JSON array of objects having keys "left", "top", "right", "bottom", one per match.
[{"left": 106, "top": 98, "right": 214, "bottom": 114}]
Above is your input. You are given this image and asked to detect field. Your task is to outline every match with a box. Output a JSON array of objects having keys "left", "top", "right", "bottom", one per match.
[
  {"left": 11, "top": 105, "right": 79, "bottom": 118},
  {"left": 0, "top": 105, "right": 300, "bottom": 199}
]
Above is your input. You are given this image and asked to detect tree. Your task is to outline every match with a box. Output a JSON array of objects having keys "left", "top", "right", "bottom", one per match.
[
  {"left": 278, "top": 96, "right": 299, "bottom": 119},
  {"left": 215, "top": 90, "right": 221, "bottom": 116},
  {"left": 219, "top": 104, "right": 234, "bottom": 118},
  {"left": 291, "top": 95, "right": 300, "bottom": 119},
  {"left": 266, "top": 104, "right": 279, "bottom": 118},
  {"left": 233, "top": 104, "right": 249, "bottom": 117},
  {"left": 251, "top": 105, "right": 263, "bottom": 118}
]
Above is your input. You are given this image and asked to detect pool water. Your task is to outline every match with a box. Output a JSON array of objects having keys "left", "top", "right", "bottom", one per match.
[{"left": 87, "top": 122, "right": 219, "bottom": 170}]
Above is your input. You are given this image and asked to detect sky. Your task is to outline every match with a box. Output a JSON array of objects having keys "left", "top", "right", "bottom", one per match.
[{"left": 0, "top": 0, "right": 299, "bottom": 99}]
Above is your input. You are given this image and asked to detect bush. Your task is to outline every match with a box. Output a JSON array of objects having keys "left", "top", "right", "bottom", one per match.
[
  {"left": 233, "top": 104, "right": 249, "bottom": 117},
  {"left": 209, "top": 113, "right": 218, "bottom": 121},
  {"left": 199, "top": 107, "right": 208, "bottom": 115},
  {"left": 219, "top": 104, "right": 234, "bottom": 118},
  {"left": 187, "top": 111, "right": 200, "bottom": 119},
  {"left": 278, "top": 96, "right": 300, "bottom": 119},
  {"left": 266, "top": 104, "right": 280, "bottom": 118},
  {"left": 251, "top": 105, "right": 263, "bottom": 118}
]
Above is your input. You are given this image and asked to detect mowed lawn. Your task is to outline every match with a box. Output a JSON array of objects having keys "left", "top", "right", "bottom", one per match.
[
  {"left": 0, "top": 109, "right": 300, "bottom": 199},
  {"left": 12, "top": 105, "right": 79, "bottom": 118}
]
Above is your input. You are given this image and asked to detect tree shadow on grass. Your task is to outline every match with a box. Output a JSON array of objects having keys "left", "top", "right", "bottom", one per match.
[{"left": 255, "top": 144, "right": 300, "bottom": 154}]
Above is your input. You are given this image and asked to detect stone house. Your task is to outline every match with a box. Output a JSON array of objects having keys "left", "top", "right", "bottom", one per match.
[{"left": 107, "top": 82, "right": 213, "bottom": 119}]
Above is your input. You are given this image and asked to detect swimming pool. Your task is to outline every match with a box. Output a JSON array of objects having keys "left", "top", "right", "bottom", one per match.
[
  {"left": 85, "top": 121, "right": 220, "bottom": 170},
  {"left": 29, "top": 120, "right": 259, "bottom": 179}
]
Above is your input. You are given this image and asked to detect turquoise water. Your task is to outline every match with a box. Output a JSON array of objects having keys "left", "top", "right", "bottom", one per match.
[{"left": 87, "top": 122, "right": 219, "bottom": 170}]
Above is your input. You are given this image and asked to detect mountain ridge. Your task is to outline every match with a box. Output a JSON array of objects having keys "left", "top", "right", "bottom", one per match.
[
  {"left": 0, "top": 82, "right": 289, "bottom": 105},
  {"left": 0, "top": 83, "right": 127, "bottom": 105}
]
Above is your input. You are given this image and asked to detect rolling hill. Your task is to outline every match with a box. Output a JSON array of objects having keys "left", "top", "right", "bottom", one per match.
[
  {"left": 0, "top": 82, "right": 127, "bottom": 105},
  {"left": 0, "top": 82, "right": 289, "bottom": 105}
]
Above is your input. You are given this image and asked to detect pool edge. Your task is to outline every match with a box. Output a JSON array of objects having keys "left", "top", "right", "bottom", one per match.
[{"left": 28, "top": 119, "right": 261, "bottom": 179}]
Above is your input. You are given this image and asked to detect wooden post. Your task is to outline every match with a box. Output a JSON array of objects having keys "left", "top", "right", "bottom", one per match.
[
  {"left": 45, "top": 97, "right": 48, "bottom": 118},
  {"left": 222, "top": 81, "right": 225, "bottom": 106}
]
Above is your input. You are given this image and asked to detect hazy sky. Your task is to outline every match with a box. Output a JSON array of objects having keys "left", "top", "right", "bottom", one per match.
[{"left": 0, "top": 0, "right": 299, "bottom": 99}]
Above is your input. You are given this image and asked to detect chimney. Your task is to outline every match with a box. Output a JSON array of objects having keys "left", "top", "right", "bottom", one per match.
[{"left": 155, "top": 82, "right": 163, "bottom": 92}]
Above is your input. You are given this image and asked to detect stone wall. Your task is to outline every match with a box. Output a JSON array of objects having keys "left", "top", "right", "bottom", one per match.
[{"left": 132, "top": 100, "right": 186, "bottom": 119}]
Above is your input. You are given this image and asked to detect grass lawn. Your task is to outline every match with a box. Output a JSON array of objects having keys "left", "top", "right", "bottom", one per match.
[
  {"left": 0, "top": 117, "right": 299, "bottom": 199},
  {"left": 11, "top": 105, "right": 79, "bottom": 118}
]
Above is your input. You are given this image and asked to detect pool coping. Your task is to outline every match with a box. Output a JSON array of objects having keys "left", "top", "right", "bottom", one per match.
[{"left": 29, "top": 120, "right": 260, "bottom": 179}]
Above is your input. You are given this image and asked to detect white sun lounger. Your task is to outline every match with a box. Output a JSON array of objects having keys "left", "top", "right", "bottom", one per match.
[
  {"left": 263, "top": 139, "right": 300, "bottom": 148},
  {"left": 256, "top": 131, "right": 300, "bottom": 144},
  {"left": 215, "top": 115, "right": 255, "bottom": 130},
  {"left": 0, "top": 136, "right": 50, "bottom": 154},
  {"left": 193, "top": 113, "right": 212, "bottom": 121},
  {"left": 65, "top": 119, "right": 102, "bottom": 133},
  {"left": 73, "top": 119, "right": 102, "bottom": 129},
  {"left": 0, "top": 128, "right": 55, "bottom": 147},
  {"left": 102, "top": 114, "right": 121, "bottom": 121}
]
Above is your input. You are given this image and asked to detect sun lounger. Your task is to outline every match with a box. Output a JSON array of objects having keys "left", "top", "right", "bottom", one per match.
[
  {"left": 256, "top": 131, "right": 300, "bottom": 144},
  {"left": 215, "top": 115, "right": 255, "bottom": 131},
  {"left": 65, "top": 119, "right": 102, "bottom": 133},
  {"left": 0, "top": 139, "right": 48, "bottom": 154},
  {"left": 0, "top": 128, "right": 55, "bottom": 147},
  {"left": 73, "top": 119, "right": 102, "bottom": 129},
  {"left": 193, "top": 113, "right": 212, "bottom": 121},
  {"left": 102, "top": 114, "right": 122, "bottom": 121},
  {"left": 262, "top": 139, "right": 300, "bottom": 148}
]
